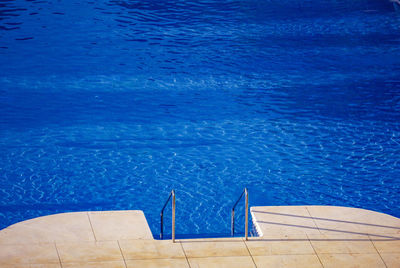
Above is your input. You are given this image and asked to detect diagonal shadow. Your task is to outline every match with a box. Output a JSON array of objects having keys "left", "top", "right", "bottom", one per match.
[
  {"left": 256, "top": 220, "right": 400, "bottom": 240},
  {"left": 252, "top": 210, "right": 400, "bottom": 230}
]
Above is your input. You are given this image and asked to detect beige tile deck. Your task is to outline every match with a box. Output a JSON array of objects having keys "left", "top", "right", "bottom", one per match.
[
  {"left": 119, "top": 239, "right": 186, "bottom": 260},
  {"left": 0, "top": 206, "right": 400, "bottom": 267},
  {"left": 180, "top": 238, "right": 249, "bottom": 258},
  {"left": 308, "top": 234, "right": 377, "bottom": 254},
  {"left": 250, "top": 206, "right": 320, "bottom": 235},
  {"left": 245, "top": 235, "right": 315, "bottom": 256},
  {"left": 318, "top": 253, "right": 386, "bottom": 268},
  {"left": 370, "top": 234, "right": 400, "bottom": 253},
  {"left": 56, "top": 241, "right": 123, "bottom": 263},
  {"left": 88, "top": 211, "right": 153, "bottom": 241},
  {"left": 380, "top": 253, "right": 400, "bottom": 268},
  {"left": 253, "top": 254, "right": 323, "bottom": 268},
  {"left": 126, "top": 258, "right": 189, "bottom": 268},
  {"left": 0, "top": 212, "right": 95, "bottom": 244},
  {"left": 0, "top": 243, "right": 60, "bottom": 265},
  {"left": 1, "top": 264, "right": 61, "bottom": 268},
  {"left": 62, "top": 261, "right": 126, "bottom": 268},
  {"left": 30, "top": 264, "right": 63, "bottom": 268},
  {"left": 188, "top": 256, "right": 255, "bottom": 268},
  {"left": 306, "top": 206, "right": 400, "bottom": 235}
]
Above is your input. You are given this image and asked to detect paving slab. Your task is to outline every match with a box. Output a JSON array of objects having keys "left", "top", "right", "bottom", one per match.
[
  {"left": 318, "top": 253, "right": 386, "bottom": 268},
  {"left": 88, "top": 211, "right": 153, "bottom": 241},
  {"left": 252, "top": 254, "right": 323, "bottom": 268},
  {"left": 380, "top": 253, "right": 400, "bottom": 268},
  {"left": 0, "top": 243, "right": 60, "bottom": 265},
  {"left": 1, "top": 206, "right": 400, "bottom": 267},
  {"left": 188, "top": 256, "right": 255, "bottom": 268},
  {"left": 62, "top": 261, "right": 126, "bottom": 268},
  {"left": 0, "top": 212, "right": 94, "bottom": 244},
  {"left": 5, "top": 264, "right": 63, "bottom": 268},
  {"left": 119, "top": 239, "right": 186, "bottom": 260},
  {"left": 126, "top": 258, "right": 189, "bottom": 268},
  {"left": 307, "top": 206, "right": 400, "bottom": 235},
  {"left": 56, "top": 241, "right": 124, "bottom": 263},
  {"left": 180, "top": 238, "right": 249, "bottom": 258},
  {"left": 250, "top": 206, "right": 320, "bottom": 235},
  {"left": 308, "top": 234, "right": 377, "bottom": 254},
  {"left": 369, "top": 234, "right": 400, "bottom": 253},
  {"left": 30, "top": 264, "right": 62, "bottom": 268},
  {"left": 245, "top": 235, "right": 315, "bottom": 255}
]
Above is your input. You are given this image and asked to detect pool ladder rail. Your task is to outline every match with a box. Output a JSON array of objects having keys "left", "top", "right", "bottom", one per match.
[
  {"left": 231, "top": 187, "right": 249, "bottom": 240},
  {"left": 160, "top": 190, "right": 175, "bottom": 242},
  {"left": 160, "top": 188, "right": 249, "bottom": 242}
]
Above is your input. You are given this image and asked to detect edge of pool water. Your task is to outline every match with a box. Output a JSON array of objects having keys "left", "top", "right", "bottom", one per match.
[{"left": 1, "top": 205, "right": 400, "bottom": 241}]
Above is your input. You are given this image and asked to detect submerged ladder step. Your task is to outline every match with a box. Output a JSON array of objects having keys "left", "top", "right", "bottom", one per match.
[{"left": 159, "top": 188, "right": 249, "bottom": 241}]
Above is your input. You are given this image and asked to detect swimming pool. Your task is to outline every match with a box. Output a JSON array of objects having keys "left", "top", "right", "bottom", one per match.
[{"left": 0, "top": 0, "right": 399, "bottom": 237}]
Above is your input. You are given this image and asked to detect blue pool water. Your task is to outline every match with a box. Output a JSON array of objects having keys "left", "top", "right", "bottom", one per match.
[{"left": 0, "top": 0, "right": 400, "bottom": 237}]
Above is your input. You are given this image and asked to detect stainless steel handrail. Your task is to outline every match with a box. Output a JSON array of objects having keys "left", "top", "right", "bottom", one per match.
[
  {"left": 160, "top": 190, "right": 176, "bottom": 242},
  {"left": 231, "top": 188, "right": 248, "bottom": 240}
]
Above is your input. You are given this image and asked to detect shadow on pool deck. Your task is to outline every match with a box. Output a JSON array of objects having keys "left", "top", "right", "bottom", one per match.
[{"left": 0, "top": 206, "right": 399, "bottom": 267}]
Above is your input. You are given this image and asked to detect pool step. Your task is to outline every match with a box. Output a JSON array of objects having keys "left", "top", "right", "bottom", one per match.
[{"left": 160, "top": 188, "right": 250, "bottom": 242}]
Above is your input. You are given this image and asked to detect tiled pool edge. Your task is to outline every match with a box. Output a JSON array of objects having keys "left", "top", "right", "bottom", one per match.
[{"left": 1, "top": 206, "right": 400, "bottom": 267}]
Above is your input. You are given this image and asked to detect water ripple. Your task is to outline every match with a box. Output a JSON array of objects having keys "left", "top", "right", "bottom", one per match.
[{"left": 0, "top": 0, "right": 399, "bottom": 236}]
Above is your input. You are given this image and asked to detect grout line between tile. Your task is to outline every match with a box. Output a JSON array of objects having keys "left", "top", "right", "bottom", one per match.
[
  {"left": 306, "top": 233, "right": 324, "bottom": 268},
  {"left": 306, "top": 207, "right": 322, "bottom": 234},
  {"left": 117, "top": 240, "right": 128, "bottom": 268},
  {"left": 243, "top": 237, "right": 258, "bottom": 268},
  {"left": 179, "top": 240, "right": 192, "bottom": 268},
  {"left": 54, "top": 242, "right": 63, "bottom": 268},
  {"left": 86, "top": 212, "right": 97, "bottom": 241},
  {"left": 369, "top": 235, "right": 388, "bottom": 268}
]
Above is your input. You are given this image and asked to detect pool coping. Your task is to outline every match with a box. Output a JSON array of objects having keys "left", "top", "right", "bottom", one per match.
[{"left": 1, "top": 206, "right": 399, "bottom": 267}]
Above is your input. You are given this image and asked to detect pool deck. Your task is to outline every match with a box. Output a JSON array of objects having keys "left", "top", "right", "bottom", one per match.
[{"left": 0, "top": 206, "right": 399, "bottom": 267}]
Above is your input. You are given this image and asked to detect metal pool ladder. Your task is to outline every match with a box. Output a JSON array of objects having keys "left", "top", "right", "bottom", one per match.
[
  {"left": 160, "top": 190, "right": 175, "bottom": 242},
  {"left": 231, "top": 187, "right": 249, "bottom": 240},
  {"left": 160, "top": 188, "right": 249, "bottom": 241}
]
